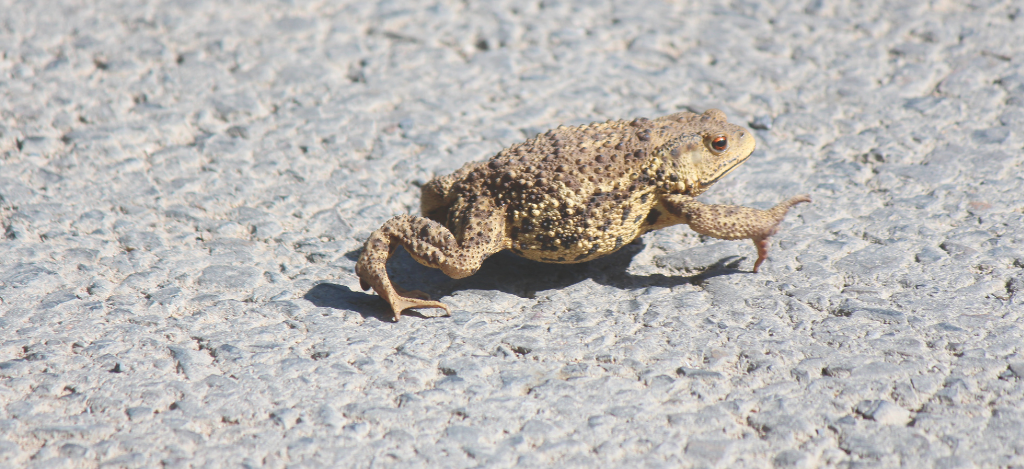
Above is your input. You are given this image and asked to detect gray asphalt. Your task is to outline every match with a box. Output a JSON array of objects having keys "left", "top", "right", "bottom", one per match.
[{"left": 1, "top": 0, "right": 1023, "bottom": 467}]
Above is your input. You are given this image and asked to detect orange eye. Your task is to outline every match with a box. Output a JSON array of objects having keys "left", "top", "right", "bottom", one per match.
[{"left": 710, "top": 136, "right": 728, "bottom": 152}]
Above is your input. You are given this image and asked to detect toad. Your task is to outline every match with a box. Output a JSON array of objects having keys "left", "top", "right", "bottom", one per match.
[{"left": 356, "top": 109, "right": 810, "bottom": 320}]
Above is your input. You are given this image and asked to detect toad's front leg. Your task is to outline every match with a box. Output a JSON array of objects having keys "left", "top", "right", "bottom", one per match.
[
  {"left": 355, "top": 208, "right": 507, "bottom": 321},
  {"left": 663, "top": 194, "right": 811, "bottom": 272}
]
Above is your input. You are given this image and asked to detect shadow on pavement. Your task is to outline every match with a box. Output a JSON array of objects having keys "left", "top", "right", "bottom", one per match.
[
  {"left": 310, "top": 239, "right": 746, "bottom": 318},
  {"left": 303, "top": 283, "right": 443, "bottom": 322}
]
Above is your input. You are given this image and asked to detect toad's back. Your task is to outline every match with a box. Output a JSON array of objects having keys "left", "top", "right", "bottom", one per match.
[{"left": 423, "top": 111, "right": 743, "bottom": 263}]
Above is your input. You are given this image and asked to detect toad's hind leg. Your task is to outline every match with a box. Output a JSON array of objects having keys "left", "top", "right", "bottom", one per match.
[{"left": 355, "top": 207, "right": 507, "bottom": 321}]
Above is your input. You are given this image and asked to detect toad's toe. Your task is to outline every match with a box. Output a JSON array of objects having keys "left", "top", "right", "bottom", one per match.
[{"left": 388, "top": 295, "right": 451, "bottom": 322}]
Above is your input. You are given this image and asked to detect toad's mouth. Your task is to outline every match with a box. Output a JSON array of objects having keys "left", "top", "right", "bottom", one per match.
[{"left": 698, "top": 156, "right": 749, "bottom": 189}]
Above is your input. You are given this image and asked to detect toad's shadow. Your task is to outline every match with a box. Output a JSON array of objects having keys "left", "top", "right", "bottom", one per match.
[
  {"left": 303, "top": 282, "right": 419, "bottom": 322},
  {"left": 307, "top": 239, "right": 745, "bottom": 319}
]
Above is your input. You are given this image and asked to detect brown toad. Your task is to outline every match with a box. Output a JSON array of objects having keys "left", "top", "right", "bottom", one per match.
[{"left": 357, "top": 109, "right": 810, "bottom": 320}]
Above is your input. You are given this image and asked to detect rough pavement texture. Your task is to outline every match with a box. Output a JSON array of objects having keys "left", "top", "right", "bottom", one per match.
[{"left": 1, "top": 0, "right": 1023, "bottom": 467}]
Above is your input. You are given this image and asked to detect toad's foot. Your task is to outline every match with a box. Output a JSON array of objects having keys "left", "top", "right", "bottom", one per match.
[
  {"left": 750, "top": 195, "right": 811, "bottom": 272},
  {"left": 664, "top": 194, "right": 811, "bottom": 273},
  {"left": 358, "top": 271, "right": 449, "bottom": 321},
  {"left": 393, "top": 286, "right": 431, "bottom": 301},
  {"left": 388, "top": 292, "right": 450, "bottom": 322}
]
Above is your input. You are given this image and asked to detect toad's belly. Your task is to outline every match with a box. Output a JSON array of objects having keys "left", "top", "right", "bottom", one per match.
[{"left": 505, "top": 208, "right": 656, "bottom": 264}]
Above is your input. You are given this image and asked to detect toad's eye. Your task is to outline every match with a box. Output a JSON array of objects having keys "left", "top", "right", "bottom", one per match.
[{"left": 709, "top": 135, "right": 728, "bottom": 153}]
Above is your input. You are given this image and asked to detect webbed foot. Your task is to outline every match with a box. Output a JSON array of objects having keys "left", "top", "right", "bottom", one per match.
[
  {"left": 387, "top": 294, "right": 450, "bottom": 322},
  {"left": 751, "top": 194, "right": 811, "bottom": 272}
]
